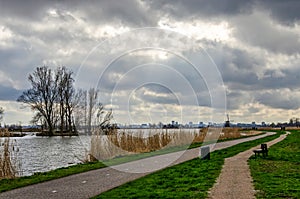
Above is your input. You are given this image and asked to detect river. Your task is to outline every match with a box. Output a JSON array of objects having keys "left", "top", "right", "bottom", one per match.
[
  {"left": 1, "top": 135, "right": 90, "bottom": 176},
  {"left": 1, "top": 128, "right": 202, "bottom": 176}
]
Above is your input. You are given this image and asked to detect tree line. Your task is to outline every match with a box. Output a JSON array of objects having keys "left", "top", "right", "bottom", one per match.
[{"left": 17, "top": 66, "right": 112, "bottom": 136}]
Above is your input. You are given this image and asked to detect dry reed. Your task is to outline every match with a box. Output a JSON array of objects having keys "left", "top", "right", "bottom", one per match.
[
  {"left": 0, "top": 138, "right": 21, "bottom": 179},
  {"left": 0, "top": 128, "right": 11, "bottom": 137},
  {"left": 87, "top": 127, "right": 261, "bottom": 161}
]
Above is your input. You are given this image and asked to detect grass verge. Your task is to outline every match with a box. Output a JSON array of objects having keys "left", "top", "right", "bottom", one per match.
[
  {"left": 94, "top": 131, "right": 283, "bottom": 198},
  {"left": 0, "top": 131, "right": 266, "bottom": 193},
  {"left": 249, "top": 130, "right": 300, "bottom": 199}
]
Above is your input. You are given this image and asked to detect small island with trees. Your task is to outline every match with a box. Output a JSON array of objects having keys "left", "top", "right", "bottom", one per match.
[{"left": 16, "top": 66, "right": 112, "bottom": 136}]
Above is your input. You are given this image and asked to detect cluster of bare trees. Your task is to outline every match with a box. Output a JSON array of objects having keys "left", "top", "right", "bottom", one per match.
[
  {"left": 17, "top": 66, "right": 75, "bottom": 135},
  {"left": 17, "top": 66, "right": 112, "bottom": 135},
  {"left": 289, "top": 117, "right": 300, "bottom": 127},
  {"left": 74, "top": 88, "right": 112, "bottom": 134}
]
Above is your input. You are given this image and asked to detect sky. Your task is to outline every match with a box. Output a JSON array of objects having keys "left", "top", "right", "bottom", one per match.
[{"left": 0, "top": 0, "right": 300, "bottom": 125}]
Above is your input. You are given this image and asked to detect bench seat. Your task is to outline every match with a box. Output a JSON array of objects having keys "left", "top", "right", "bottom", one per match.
[{"left": 253, "top": 143, "right": 268, "bottom": 157}]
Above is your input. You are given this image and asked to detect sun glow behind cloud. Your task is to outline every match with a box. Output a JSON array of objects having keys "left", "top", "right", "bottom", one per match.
[{"left": 158, "top": 19, "right": 232, "bottom": 42}]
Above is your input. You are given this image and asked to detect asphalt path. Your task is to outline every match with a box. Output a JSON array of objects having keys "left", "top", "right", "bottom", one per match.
[{"left": 0, "top": 132, "right": 275, "bottom": 199}]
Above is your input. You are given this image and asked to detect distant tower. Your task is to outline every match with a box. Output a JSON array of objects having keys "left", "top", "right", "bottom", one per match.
[{"left": 224, "top": 114, "right": 230, "bottom": 127}]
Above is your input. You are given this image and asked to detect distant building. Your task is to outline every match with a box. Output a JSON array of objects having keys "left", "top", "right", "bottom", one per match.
[
  {"left": 198, "top": 122, "right": 204, "bottom": 128},
  {"left": 141, "top": 124, "right": 148, "bottom": 128}
]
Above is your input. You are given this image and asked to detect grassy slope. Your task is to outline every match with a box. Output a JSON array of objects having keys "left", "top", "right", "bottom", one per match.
[
  {"left": 0, "top": 132, "right": 265, "bottom": 192},
  {"left": 95, "top": 132, "right": 283, "bottom": 199},
  {"left": 249, "top": 130, "right": 300, "bottom": 199}
]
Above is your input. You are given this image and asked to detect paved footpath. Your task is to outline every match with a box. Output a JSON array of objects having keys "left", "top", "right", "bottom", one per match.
[
  {"left": 0, "top": 132, "right": 276, "bottom": 199},
  {"left": 208, "top": 132, "right": 289, "bottom": 199}
]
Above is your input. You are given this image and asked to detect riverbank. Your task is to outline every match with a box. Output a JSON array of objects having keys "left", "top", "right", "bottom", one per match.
[
  {"left": 0, "top": 129, "right": 25, "bottom": 137},
  {"left": 1, "top": 130, "right": 282, "bottom": 197}
]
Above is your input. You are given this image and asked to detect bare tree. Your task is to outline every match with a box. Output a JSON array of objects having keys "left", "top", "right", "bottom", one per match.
[
  {"left": 0, "top": 107, "right": 4, "bottom": 127},
  {"left": 17, "top": 66, "right": 59, "bottom": 135},
  {"left": 17, "top": 66, "right": 76, "bottom": 135},
  {"left": 73, "top": 88, "right": 113, "bottom": 134},
  {"left": 87, "top": 88, "right": 98, "bottom": 133},
  {"left": 95, "top": 105, "right": 113, "bottom": 130},
  {"left": 56, "top": 67, "right": 75, "bottom": 133},
  {"left": 73, "top": 89, "right": 87, "bottom": 131}
]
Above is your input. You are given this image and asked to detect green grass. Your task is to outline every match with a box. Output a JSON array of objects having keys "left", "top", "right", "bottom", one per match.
[
  {"left": 0, "top": 131, "right": 267, "bottom": 193},
  {"left": 94, "top": 131, "right": 283, "bottom": 199},
  {"left": 249, "top": 130, "right": 300, "bottom": 199}
]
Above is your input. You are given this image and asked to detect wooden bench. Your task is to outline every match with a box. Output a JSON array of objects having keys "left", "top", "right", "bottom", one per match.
[{"left": 253, "top": 144, "right": 268, "bottom": 157}]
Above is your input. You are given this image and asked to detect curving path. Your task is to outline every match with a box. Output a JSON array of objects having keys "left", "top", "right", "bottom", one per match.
[
  {"left": 0, "top": 132, "right": 276, "bottom": 199},
  {"left": 208, "top": 132, "right": 289, "bottom": 199}
]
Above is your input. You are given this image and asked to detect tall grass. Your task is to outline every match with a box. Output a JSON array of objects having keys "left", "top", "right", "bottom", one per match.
[
  {"left": 0, "top": 138, "right": 21, "bottom": 179},
  {"left": 0, "top": 128, "right": 11, "bottom": 137},
  {"left": 88, "top": 127, "right": 258, "bottom": 160}
]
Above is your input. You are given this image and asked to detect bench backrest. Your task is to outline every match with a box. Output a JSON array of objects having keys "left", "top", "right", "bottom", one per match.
[{"left": 261, "top": 143, "right": 267, "bottom": 151}]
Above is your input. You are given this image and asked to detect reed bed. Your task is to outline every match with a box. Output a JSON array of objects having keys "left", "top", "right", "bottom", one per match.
[
  {"left": 87, "top": 127, "right": 259, "bottom": 161},
  {"left": 0, "top": 128, "right": 11, "bottom": 137},
  {"left": 0, "top": 138, "right": 21, "bottom": 179}
]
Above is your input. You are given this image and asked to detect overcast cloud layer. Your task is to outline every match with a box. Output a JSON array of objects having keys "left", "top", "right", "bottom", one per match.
[{"left": 0, "top": 0, "right": 299, "bottom": 125}]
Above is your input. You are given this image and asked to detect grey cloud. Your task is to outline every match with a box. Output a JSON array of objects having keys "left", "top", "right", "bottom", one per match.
[
  {"left": 231, "top": 11, "right": 300, "bottom": 55},
  {"left": 260, "top": 68, "right": 300, "bottom": 90},
  {"left": 0, "top": 85, "right": 21, "bottom": 101},
  {"left": 77, "top": 0, "right": 156, "bottom": 26},
  {"left": 255, "top": 90, "right": 300, "bottom": 110},
  {"left": 226, "top": 91, "right": 252, "bottom": 110},
  {"left": 256, "top": 0, "right": 300, "bottom": 26},
  {"left": 0, "top": 0, "right": 156, "bottom": 26},
  {"left": 132, "top": 84, "right": 179, "bottom": 105},
  {"left": 147, "top": 0, "right": 253, "bottom": 20},
  {"left": 0, "top": 0, "right": 52, "bottom": 21},
  {"left": 147, "top": 0, "right": 300, "bottom": 25},
  {"left": 206, "top": 43, "right": 262, "bottom": 87},
  {"left": 205, "top": 41, "right": 300, "bottom": 90}
]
